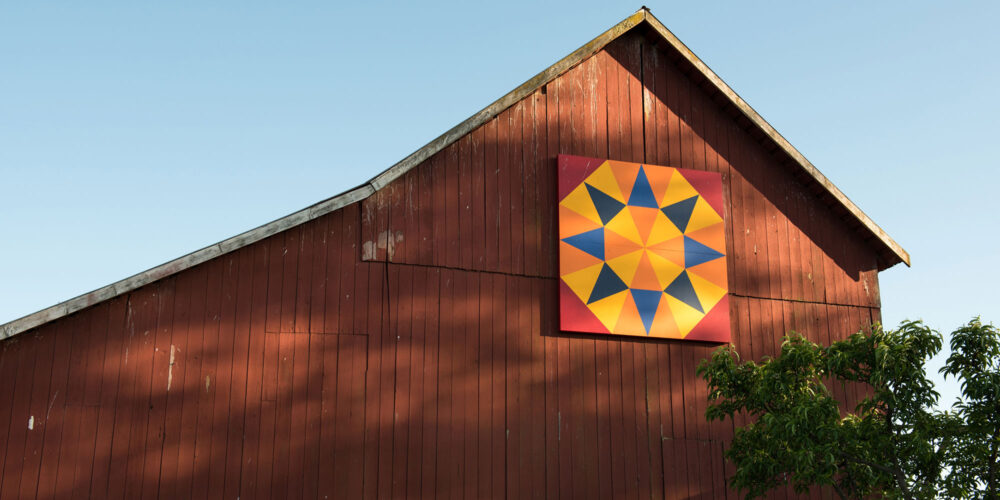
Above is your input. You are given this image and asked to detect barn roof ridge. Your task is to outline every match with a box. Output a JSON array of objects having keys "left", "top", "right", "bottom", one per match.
[{"left": 0, "top": 8, "right": 909, "bottom": 340}]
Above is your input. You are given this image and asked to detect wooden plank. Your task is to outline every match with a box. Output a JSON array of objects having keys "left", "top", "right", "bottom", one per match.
[
  {"left": 419, "top": 268, "right": 442, "bottom": 499},
  {"left": 460, "top": 270, "right": 479, "bottom": 499},
  {"left": 618, "top": 340, "right": 640, "bottom": 497},
  {"left": 429, "top": 153, "right": 447, "bottom": 268},
  {"left": 339, "top": 205, "right": 359, "bottom": 335},
  {"left": 458, "top": 134, "right": 473, "bottom": 269},
  {"left": 338, "top": 334, "right": 369, "bottom": 498},
  {"left": 474, "top": 272, "right": 494, "bottom": 499},
  {"left": 69, "top": 304, "right": 110, "bottom": 498},
  {"left": 444, "top": 133, "right": 460, "bottom": 269},
  {"left": 295, "top": 221, "right": 315, "bottom": 333},
  {"left": 301, "top": 331, "right": 325, "bottom": 500},
  {"left": 483, "top": 118, "right": 500, "bottom": 273},
  {"left": 405, "top": 266, "right": 428, "bottom": 498},
  {"left": 271, "top": 339, "right": 296, "bottom": 497},
  {"left": 652, "top": 45, "right": 670, "bottom": 167},
  {"left": 287, "top": 224, "right": 315, "bottom": 497},
  {"left": 31, "top": 320, "right": 72, "bottom": 499},
  {"left": 285, "top": 331, "right": 311, "bottom": 500},
  {"left": 523, "top": 92, "right": 541, "bottom": 277},
  {"left": 374, "top": 261, "right": 394, "bottom": 500},
  {"left": 505, "top": 275, "right": 523, "bottom": 497},
  {"left": 322, "top": 212, "right": 344, "bottom": 334},
  {"left": 239, "top": 240, "right": 270, "bottom": 497},
  {"left": 528, "top": 278, "right": 548, "bottom": 500},
  {"left": 509, "top": 100, "right": 526, "bottom": 275},
  {"left": 606, "top": 338, "right": 629, "bottom": 499},
  {"left": 15, "top": 323, "right": 58, "bottom": 499},
  {"left": 0, "top": 327, "right": 40, "bottom": 499},
  {"left": 643, "top": 342, "right": 665, "bottom": 498},
  {"left": 402, "top": 169, "right": 419, "bottom": 266},
  {"left": 301, "top": 219, "right": 328, "bottom": 499},
  {"left": 433, "top": 268, "right": 455, "bottom": 498},
  {"left": 595, "top": 337, "right": 614, "bottom": 500},
  {"left": 255, "top": 248, "right": 280, "bottom": 499},
  {"left": 309, "top": 215, "right": 330, "bottom": 333},
  {"left": 640, "top": 42, "right": 658, "bottom": 164},
  {"left": 152, "top": 268, "right": 195, "bottom": 500},
  {"left": 623, "top": 36, "right": 644, "bottom": 164},
  {"left": 360, "top": 261, "right": 384, "bottom": 500},
  {"left": 53, "top": 313, "right": 88, "bottom": 499},
  {"left": 390, "top": 264, "right": 413, "bottom": 498},
  {"left": 202, "top": 254, "right": 238, "bottom": 500},
  {"left": 119, "top": 284, "right": 160, "bottom": 499},
  {"left": 469, "top": 126, "right": 486, "bottom": 270},
  {"left": 316, "top": 333, "right": 336, "bottom": 498}
]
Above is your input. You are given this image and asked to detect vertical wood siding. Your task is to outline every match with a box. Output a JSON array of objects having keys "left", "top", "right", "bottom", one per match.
[{"left": 1, "top": 32, "right": 881, "bottom": 499}]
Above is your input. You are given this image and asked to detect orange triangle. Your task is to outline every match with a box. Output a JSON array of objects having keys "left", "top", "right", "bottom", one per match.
[
  {"left": 643, "top": 164, "right": 675, "bottom": 207},
  {"left": 560, "top": 241, "right": 604, "bottom": 276},
  {"left": 613, "top": 291, "right": 646, "bottom": 336},
  {"left": 646, "top": 235, "right": 685, "bottom": 267},
  {"left": 685, "top": 223, "right": 726, "bottom": 254},
  {"left": 649, "top": 296, "right": 681, "bottom": 338},
  {"left": 630, "top": 251, "right": 663, "bottom": 290},
  {"left": 559, "top": 205, "right": 603, "bottom": 240},
  {"left": 605, "top": 228, "right": 642, "bottom": 259},
  {"left": 688, "top": 257, "right": 729, "bottom": 290},
  {"left": 628, "top": 206, "right": 660, "bottom": 245},
  {"left": 609, "top": 160, "right": 640, "bottom": 202}
]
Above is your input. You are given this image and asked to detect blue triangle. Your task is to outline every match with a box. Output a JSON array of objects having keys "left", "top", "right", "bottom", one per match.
[
  {"left": 628, "top": 166, "right": 660, "bottom": 208},
  {"left": 684, "top": 236, "right": 724, "bottom": 267},
  {"left": 587, "top": 263, "right": 629, "bottom": 304},
  {"left": 562, "top": 227, "right": 604, "bottom": 260},
  {"left": 661, "top": 195, "right": 698, "bottom": 232},
  {"left": 586, "top": 184, "right": 625, "bottom": 224},
  {"left": 631, "top": 289, "right": 662, "bottom": 335},
  {"left": 664, "top": 270, "right": 703, "bottom": 313}
]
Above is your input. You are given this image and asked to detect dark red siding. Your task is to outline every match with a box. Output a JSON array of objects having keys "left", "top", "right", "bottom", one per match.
[{"left": 0, "top": 32, "right": 881, "bottom": 499}]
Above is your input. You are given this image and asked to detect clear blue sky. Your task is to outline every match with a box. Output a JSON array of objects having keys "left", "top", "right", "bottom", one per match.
[{"left": 2, "top": 2, "right": 997, "bottom": 404}]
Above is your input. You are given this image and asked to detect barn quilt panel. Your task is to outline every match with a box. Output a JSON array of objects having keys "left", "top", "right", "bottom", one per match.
[{"left": 558, "top": 154, "right": 730, "bottom": 342}]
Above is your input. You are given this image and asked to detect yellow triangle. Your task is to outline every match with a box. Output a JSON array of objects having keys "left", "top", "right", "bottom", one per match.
[
  {"left": 665, "top": 295, "right": 705, "bottom": 337},
  {"left": 560, "top": 183, "right": 602, "bottom": 225},
  {"left": 661, "top": 170, "right": 699, "bottom": 206},
  {"left": 645, "top": 251, "right": 684, "bottom": 290},
  {"left": 684, "top": 196, "right": 724, "bottom": 234},
  {"left": 561, "top": 262, "right": 604, "bottom": 303},
  {"left": 645, "top": 210, "right": 682, "bottom": 247},
  {"left": 688, "top": 270, "right": 728, "bottom": 314},
  {"left": 606, "top": 249, "right": 644, "bottom": 287},
  {"left": 583, "top": 162, "right": 627, "bottom": 203},
  {"left": 587, "top": 290, "right": 629, "bottom": 332},
  {"left": 605, "top": 209, "right": 643, "bottom": 245}
]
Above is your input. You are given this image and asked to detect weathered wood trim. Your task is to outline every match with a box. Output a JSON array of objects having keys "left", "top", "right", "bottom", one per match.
[
  {"left": 1, "top": 7, "right": 909, "bottom": 340},
  {"left": 0, "top": 184, "right": 373, "bottom": 340},
  {"left": 638, "top": 11, "right": 910, "bottom": 268}
]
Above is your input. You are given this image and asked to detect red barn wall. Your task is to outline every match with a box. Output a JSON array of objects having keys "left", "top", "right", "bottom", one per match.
[{"left": 0, "top": 32, "right": 881, "bottom": 499}]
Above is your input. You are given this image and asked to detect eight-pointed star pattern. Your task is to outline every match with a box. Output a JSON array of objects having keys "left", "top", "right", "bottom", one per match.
[{"left": 558, "top": 155, "right": 730, "bottom": 342}]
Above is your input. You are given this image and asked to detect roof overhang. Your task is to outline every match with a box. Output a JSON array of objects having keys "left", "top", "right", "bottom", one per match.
[{"left": 0, "top": 8, "right": 908, "bottom": 340}]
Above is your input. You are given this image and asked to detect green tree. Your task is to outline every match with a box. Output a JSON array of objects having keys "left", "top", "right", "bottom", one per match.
[{"left": 697, "top": 319, "right": 1000, "bottom": 499}]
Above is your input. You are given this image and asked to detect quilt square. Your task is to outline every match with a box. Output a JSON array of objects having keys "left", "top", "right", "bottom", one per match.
[{"left": 558, "top": 154, "right": 730, "bottom": 342}]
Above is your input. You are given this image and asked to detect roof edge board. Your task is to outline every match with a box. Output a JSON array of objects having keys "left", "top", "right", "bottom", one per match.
[
  {"left": 639, "top": 12, "right": 910, "bottom": 268},
  {"left": 0, "top": 183, "right": 373, "bottom": 340}
]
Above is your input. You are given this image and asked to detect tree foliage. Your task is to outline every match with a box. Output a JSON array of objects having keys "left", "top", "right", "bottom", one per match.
[{"left": 697, "top": 319, "right": 1000, "bottom": 499}]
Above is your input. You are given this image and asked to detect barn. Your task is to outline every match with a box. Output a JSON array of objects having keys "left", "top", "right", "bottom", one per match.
[{"left": 0, "top": 8, "right": 908, "bottom": 499}]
